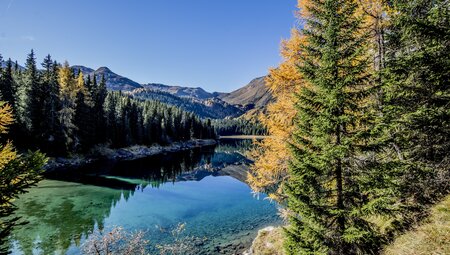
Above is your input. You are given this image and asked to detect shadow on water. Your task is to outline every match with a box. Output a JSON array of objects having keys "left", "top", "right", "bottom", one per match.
[
  {"left": 43, "top": 145, "right": 217, "bottom": 190},
  {"left": 7, "top": 140, "right": 280, "bottom": 255}
]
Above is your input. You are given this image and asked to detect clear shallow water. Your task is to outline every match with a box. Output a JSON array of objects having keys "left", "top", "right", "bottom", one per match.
[{"left": 7, "top": 140, "right": 281, "bottom": 254}]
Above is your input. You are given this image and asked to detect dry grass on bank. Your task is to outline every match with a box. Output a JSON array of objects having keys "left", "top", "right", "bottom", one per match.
[{"left": 383, "top": 195, "right": 450, "bottom": 255}]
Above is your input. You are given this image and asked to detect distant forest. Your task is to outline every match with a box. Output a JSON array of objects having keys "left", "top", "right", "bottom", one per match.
[
  {"left": 0, "top": 51, "right": 216, "bottom": 156},
  {"left": 212, "top": 119, "right": 267, "bottom": 136}
]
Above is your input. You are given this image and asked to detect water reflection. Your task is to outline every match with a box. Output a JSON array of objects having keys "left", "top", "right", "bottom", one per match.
[
  {"left": 8, "top": 140, "right": 280, "bottom": 255},
  {"left": 9, "top": 181, "right": 132, "bottom": 254}
]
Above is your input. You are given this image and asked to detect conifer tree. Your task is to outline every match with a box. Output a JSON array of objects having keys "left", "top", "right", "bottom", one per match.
[
  {"left": 74, "top": 72, "right": 95, "bottom": 151},
  {"left": 384, "top": 0, "right": 450, "bottom": 208},
  {"left": 40, "top": 55, "right": 63, "bottom": 154},
  {"left": 0, "top": 102, "right": 46, "bottom": 252},
  {"left": 16, "top": 50, "right": 39, "bottom": 136},
  {"left": 248, "top": 28, "right": 305, "bottom": 201},
  {"left": 28, "top": 51, "right": 48, "bottom": 146},
  {"left": 0, "top": 58, "right": 16, "bottom": 108},
  {"left": 93, "top": 74, "right": 107, "bottom": 144},
  {"left": 105, "top": 92, "right": 119, "bottom": 146},
  {"left": 284, "top": 0, "right": 393, "bottom": 254}
]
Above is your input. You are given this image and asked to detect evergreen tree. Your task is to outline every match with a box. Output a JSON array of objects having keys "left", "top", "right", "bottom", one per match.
[
  {"left": 0, "top": 102, "right": 46, "bottom": 252},
  {"left": 105, "top": 92, "right": 119, "bottom": 146},
  {"left": 40, "top": 55, "right": 64, "bottom": 154},
  {"left": 74, "top": 72, "right": 95, "bottom": 151},
  {"left": 26, "top": 50, "right": 44, "bottom": 136},
  {"left": 93, "top": 74, "right": 107, "bottom": 144},
  {"left": 85, "top": 74, "right": 93, "bottom": 94},
  {"left": 384, "top": 0, "right": 450, "bottom": 210},
  {"left": 284, "top": 1, "right": 393, "bottom": 254},
  {"left": 14, "top": 50, "right": 38, "bottom": 139},
  {"left": 0, "top": 58, "right": 16, "bottom": 108}
]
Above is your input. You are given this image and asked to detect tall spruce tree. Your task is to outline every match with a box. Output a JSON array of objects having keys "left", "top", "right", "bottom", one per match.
[
  {"left": 93, "top": 74, "right": 107, "bottom": 144},
  {"left": 0, "top": 58, "right": 16, "bottom": 108},
  {"left": 284, "top": 0, "right": 393, "bottom": 254},
  {"left": 40, "top": 56, "right": 64, "bottom": 154},
  {"left": 25, "top": 50, "right": 44, "bottom": 137},
  {"left": 73, "top": 71, "right": 95, "bottom": 151},
  {"left": 14, "top": 50, "right": 39, "bottom": 139},
  {"left": 383, "top": 0, "right": 450, "bottom": 208}
]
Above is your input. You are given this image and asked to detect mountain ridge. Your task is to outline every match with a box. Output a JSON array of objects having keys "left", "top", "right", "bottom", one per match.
[{"left": 73, "top": 64, "right": 273, "bottom": 119}]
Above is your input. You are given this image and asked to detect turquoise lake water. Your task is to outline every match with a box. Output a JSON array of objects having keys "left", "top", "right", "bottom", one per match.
[{"left": 7, "top": 140, "right": 281, "bottom": 254}]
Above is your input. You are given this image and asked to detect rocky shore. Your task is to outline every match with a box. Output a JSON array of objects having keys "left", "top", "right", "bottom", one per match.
[
  {"left": 44, "top": 139, "right": 217, "bottom": 171},
  {"left": 243, "top": 226, "right": 284, "bottom": 255}
]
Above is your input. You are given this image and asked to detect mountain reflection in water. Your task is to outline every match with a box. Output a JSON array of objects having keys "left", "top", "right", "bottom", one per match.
[{"left": 7, "top": 139, "right": 280, "bottom": 255}]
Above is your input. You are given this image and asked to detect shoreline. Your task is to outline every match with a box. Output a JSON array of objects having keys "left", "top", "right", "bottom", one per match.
[
  {"left": 219, "top": 135, "right": 268, "bottom": 139},
  {"left": 44, "top": 139, "right": 217, "bottom": 171}
]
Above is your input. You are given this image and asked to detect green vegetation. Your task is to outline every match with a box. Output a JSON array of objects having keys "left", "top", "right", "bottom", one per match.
[
  {"left": 212, "top": 119, "right": 267, "bottom": 136},
  {"left": 251, "top": 0, "right": 449, "bottom": 254},
  {"left": 284, "top": 0, "right": 392, "bottom": 253},
  {"left": 249, "top": 195, "right": 450, "bottom": 255},
  {"left": 0, "top": 102, "right": 46, "bottom": 252},
  {"left": 0, "top": 52, "right": 216, "bottom": 156}
]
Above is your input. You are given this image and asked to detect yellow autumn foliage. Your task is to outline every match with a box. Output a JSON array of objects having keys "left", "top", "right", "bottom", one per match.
[
  {"left": 0, "top": 103, "right": 17, "bottom": 169},
  {"left": 58, "top": 61, "right": 78, "bottom": 98},
  {"left": 247, "top": 27, "right": 305, "bottom": 201}
]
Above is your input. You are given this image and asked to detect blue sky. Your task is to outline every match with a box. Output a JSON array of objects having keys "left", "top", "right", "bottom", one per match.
[{"left": 0, "top": 0, "right": 298, "bottom": 92}]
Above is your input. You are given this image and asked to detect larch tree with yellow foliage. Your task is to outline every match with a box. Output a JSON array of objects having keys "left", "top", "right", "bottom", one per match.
[
  {"left": 248, "top": 27, "right": 305, "bottom": 202},
  {"left": 58, "top": 61, "right": 78, "bottom": 153},
  {"left": 0, "top": 102, "right": 46, "bottom": 252}
]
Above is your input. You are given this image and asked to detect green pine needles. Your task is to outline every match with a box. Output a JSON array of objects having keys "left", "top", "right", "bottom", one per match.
[{"left": 284, "top": 0, "right": 395, "bottom": 254}]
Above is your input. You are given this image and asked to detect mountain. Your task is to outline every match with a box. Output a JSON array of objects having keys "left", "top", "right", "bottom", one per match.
[
  {"left": 127, "top": 89, "right": 243, "bottom": 119},
  {"left": 70, "top": 65, "right": 273, "bottom": 119},
  {"left": 219, "top": 76, "right": 273, "bottom": 110},
  {"left": 72, "top": 65, "right": 143, "bottom": 91},
  {"left": 143, "top": 83, "right": 215, "bottom": 99},
  {"left": 72, "top": 65, "right": 94, "bottom": 75},
  {"left": 1, "top": 60, "right": 25, "bottom": 71}
]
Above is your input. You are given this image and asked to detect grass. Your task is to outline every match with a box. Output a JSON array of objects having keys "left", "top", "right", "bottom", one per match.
[{"left": 382, "top": 195, "right": 450, "bottom": 255}]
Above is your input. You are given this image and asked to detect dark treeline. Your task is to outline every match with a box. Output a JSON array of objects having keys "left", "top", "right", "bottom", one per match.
[
  {"left": 212, "top": 119, "right": 267, "bottom": 136},
  {"left": 0, "top": 50, "right": 215, "bottom": 156}
]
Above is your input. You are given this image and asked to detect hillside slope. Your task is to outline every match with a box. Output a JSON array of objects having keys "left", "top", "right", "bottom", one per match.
[
  {"left": 383, "top": 195, "right": 450, "bottom": 255},
  {"left": 143, "top": 83, "right": 214, "bottom": 99},
  {"left": 127, "top": 88, "right": 243, "bottom": 119},
  {"left": 219, "top": 77, "right": 273, "bottom": 109}
]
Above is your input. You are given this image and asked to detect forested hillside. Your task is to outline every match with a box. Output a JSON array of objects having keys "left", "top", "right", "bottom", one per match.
[
  {"left": 127, "top": 88, "right": 243, "bottom": 119},
  {"left": 0, "top": 51, "right": 216, "bottom": 157},
  {"left": 212, "top": 119, "right": 267, "bottom": 136}
]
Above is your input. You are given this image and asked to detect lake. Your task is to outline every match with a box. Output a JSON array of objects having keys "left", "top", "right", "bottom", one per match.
[{"left": 7, "top": 139, "right": 281, "bottom": 255}]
